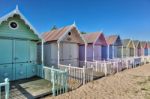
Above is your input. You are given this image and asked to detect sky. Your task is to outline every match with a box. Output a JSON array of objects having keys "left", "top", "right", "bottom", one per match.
[{"left": 0, "top": 0, "right": 150, "bottom": 40}]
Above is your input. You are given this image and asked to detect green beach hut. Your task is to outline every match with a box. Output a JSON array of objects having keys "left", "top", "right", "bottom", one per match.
[{"left": 0, "top": 6, "right": 41, "bottom": 82}]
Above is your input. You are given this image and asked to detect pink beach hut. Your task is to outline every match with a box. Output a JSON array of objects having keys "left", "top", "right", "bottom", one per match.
[{"left": 79, "top": 32, "right": 107, "bottom": 62}]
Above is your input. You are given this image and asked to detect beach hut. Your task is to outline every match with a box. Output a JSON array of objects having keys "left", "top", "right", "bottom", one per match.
[
  {"left": 141, "top": 41, "right": 148, "bottom": 64},
  {"left": 133, "top": 40, "right": 142, "bottom": 57},
  {"left": 133, "top": 40, "right": 142, "bottom": 65},
  {"left": 0, "top": 6, "right": 41, "bottom": 82},
  {"left": 42, "top": 24, "right": 86, "bottom": 67},
  {"left": 122, "top": 39, "right": 135, "bottom": 58},
  {"left": 106, "top": 35, "right": 122, "bottom": 60},
  {"left": 80, "top": 32, "right": 107, "bottom": 61},
  {"left": 122, "top": 39, "right": 135, "bottom": 68},
  {"left": 148, "top": 42, "right": 150, "bottom": 56},
  {"left": 141, "top": 41, "right": 148, "bottom": 56}
]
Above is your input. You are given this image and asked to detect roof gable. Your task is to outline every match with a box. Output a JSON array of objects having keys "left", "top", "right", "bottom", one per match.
[
  {"left": 83, "top": 32, "right": 107, "bottom": 45},
  {"left": 0, "top": 6, "right": 40, "bottom": 40},
  {"left": 106, "top": 35, "right": 122, "bottom": 45},
  {"left": 123, "top": 39, "right": 135, "bottom": 48},
  {"left": 141, "top": 41, "right": 147, "bottom": 48},
  {"left": 42, "top": 24, "right": 86, "bottom": 44}
]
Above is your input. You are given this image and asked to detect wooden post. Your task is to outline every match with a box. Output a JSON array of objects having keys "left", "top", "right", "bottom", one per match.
[
  {"left": 93, "top": 44, "right": 94, "bottom": 61},
  {"left": 117, "top": 62, "right": 119, "bottom": 73},
  {"left": 69, "top": 64, "right": 71, "bottom": 74},
  {"left": 41, "top": 40, "right": 44, "bottom": 78},
  {"left": 121, "top": 45, "right": 123, "bottom": 67},
  {"left": 104, "top": 60, "right": 107, "bottom": 76},
  {"left": 96, "top": 61, "right": 98, "bottom": 72},
  {"left": 85, "top": 44, "right": 87, "bottom": 63},
  {"left": 83, "top": 66, "right": 86, "bottom": 85},
  {"left": 57, "top": 42, "right": 60, "bottom": 67},
  {"left": 107, "top": 45, "right": 109, "bottom": 60},
  {"left": 5, "top": 78, "right": 9, "bottom": 99},
  {"left": 113, "top": 45, "right": 115, "bottom": 59},
  {"left": 51, "top": 66, "right": 55, "bottom": 96},
  {"left": 64, "top": 69, "right": 68, "bottom": 92}
]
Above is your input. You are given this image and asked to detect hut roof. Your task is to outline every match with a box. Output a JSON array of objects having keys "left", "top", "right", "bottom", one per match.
[
  {"left": 42, "top": 24, "right": 85, "bottom": 44},
  {"left": 83, "top": 32, "right": 103, "bottom": 44},
  {"left": 122, "top": 39, "right": 130, "bottom": 47},
  {"left": 147, "top": 42, "right": 150, "bottom": 48},
  {"left": 0, "top": 5, "right": 40, "bottom": 38},
  {"left": 133, "top": 40, "right": 140, "bottom": 48},
  {"left": 122, "top": 39, "right": 135, "bottom": 48},
  {"left": 106, "top": 35, "right": 121, "bottom": 45},
  {"left": 141, "top": 41, "right": 147, "bottom": 48}
]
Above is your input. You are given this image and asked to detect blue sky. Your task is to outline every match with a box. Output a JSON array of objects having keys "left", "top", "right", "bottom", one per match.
[{"left": 0, "top": 0, "right": 150, "bottom": 40}]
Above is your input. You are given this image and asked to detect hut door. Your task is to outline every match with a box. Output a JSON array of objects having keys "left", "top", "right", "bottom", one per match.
[
  {"left": 0, "top": 39, "right": 13, "bottom": 82},
  {"left": 14, "top": 40, "right": 29, "bottom": 80},
  {"left": 61, "top": 43, "right": 78, "bottom": 66},
  {"left": 94, "top": 45, "right": 101, "bottom": 60},
  {"left": 70, "top": 43, "right": 79, "bottom": 66},
  {"left": 27, "top": 41, "right": 37, "bottom": 78}
]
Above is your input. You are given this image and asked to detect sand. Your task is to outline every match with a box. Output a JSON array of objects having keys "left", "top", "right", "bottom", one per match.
[{"left": 44, "top": 64, "right": 150, "bottom": 99}]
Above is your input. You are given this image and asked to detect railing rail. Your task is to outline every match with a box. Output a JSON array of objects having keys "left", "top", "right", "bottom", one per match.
[
  {"left": 0, "top": 78, "right": 9, "bottom": 99},
  {"left": 59, "top": 64, "right": 93, "bottom": 86},
  {"left": 43, "top": 66, "right": 68, "bottom": 96}
]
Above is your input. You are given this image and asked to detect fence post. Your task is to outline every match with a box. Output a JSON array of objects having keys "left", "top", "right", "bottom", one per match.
[
  {"left": 104, "top": 61, "right": 107, "bottom": 76},
  {"left": 69, "top": 64, "right": 71, "bottom": 74},
  {"left": 83, "top": 66, "right": 86, "bottom": 85},
  {"left": 96, "top": 61, "right": 98, "bottom": 72},
  {"left": 5, "top": 78, "right": 9, "bottom": 99},
  {"left": 117, "top": 62, "right": 119, "bottom": 73},
  {"left": 64, "top": 69, "right": 68, "bottom": 92},
  {"left": 51, "top": 66, "right": 56, "bottom": 96}
]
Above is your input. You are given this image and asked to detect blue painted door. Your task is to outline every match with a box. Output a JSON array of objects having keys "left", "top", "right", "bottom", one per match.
[
  {"left": 14, "top": 40, "right": 29, "bottom": 80},
  {"left": 0, "top": 39, "right": 13, "bottom": 64},
  {"left": 15, "top": 63, "right": 27, "bottom": 80},
  {"left": 0, "top": 39, "right": 13, "bottom": 82},
  {"left": 0, "top": 64, "right": 13, "bottom": 82},
  {"left": 27, "top": 41, "right": 37, "bottom": 77}
]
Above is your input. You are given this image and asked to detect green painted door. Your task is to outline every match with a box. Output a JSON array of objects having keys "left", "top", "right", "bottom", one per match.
[
  {"left": 27, "top": 41, "right": 37, "bottom": 77},
  {"left": 14, "top": 40, "right": 29, "bottom": 63},
  {"left": 0, "top": 39, "right": 13, "bottom": 82},
  {"left": 14, "top": 40, "right": 29, "bottom": 80},
  {"left": 0, "top": 64, "right": 13, "bottom": 82},
  {"left": 0, "top": 39, "right": 13, "bottom": 64},
  {"left": 15, "top": 63, "right": 27, "bottom": 80}
]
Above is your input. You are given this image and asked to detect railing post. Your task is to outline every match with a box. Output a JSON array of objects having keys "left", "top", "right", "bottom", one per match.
[
  {"left": 69, "top": 64, "right": 71, "bottom": 74},
  {"left": 5, "top": 78, "right": 9, "bottom": 99},
  {"left": 51, "top": 66, "right": 55, "bottom": 96},
  {"left": 104, "top": 60, "right": 107, "bottom": 76},
  {"left": 83, "top": 66, "right": 86, "bottom": 85},
  {"left": 64, "top": 69, "right": 68, "bottom": 92},
  {"left": 117, "top": 62, "right": 119, "bottom": 73},
  {"left": 96, "top": 61, "right": 98, "bottom": 72}
]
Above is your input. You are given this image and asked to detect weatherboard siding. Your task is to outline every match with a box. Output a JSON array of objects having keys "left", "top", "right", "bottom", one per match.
[{"left": 0, "top": 15, "right": 39, "bottom": 40}]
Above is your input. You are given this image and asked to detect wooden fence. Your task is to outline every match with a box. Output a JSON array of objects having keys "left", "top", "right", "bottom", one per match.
[
  {"left": 59, "top": 64, "right": 93, "bottom": 85},
  {"left": 43, "top": 66, "right": 68, "bottom": 96},
  {"left": 0, "top": 78, "right": 9, "bottom": 99}
]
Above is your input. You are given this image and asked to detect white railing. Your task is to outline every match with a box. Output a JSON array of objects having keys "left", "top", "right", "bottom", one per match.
[
  {"left": 59, "top": 64, "right": 93, "bottom": 86},
  {"left": 43, "top": 66, "right": 68, "bottom": 96},
  {"left": 0, "top": 78, "right": 9, "bottom": 99}
]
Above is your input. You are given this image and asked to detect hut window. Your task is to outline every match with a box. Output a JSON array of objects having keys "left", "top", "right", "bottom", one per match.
[
  {"left": 68, "top": 32, "right": 71, "bottom": 36},
  {"left": 9, "top": 21, "right": 18, "bottom": 29}
]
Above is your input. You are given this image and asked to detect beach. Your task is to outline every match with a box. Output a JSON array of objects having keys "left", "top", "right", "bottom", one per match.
[{"left": 45, "top": 64, "right": 150, "bottom": 99}]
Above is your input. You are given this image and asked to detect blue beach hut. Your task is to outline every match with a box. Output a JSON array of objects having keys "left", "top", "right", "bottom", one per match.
[{"left": 106, "top": 35, "right": 122, "bottom": 60}]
